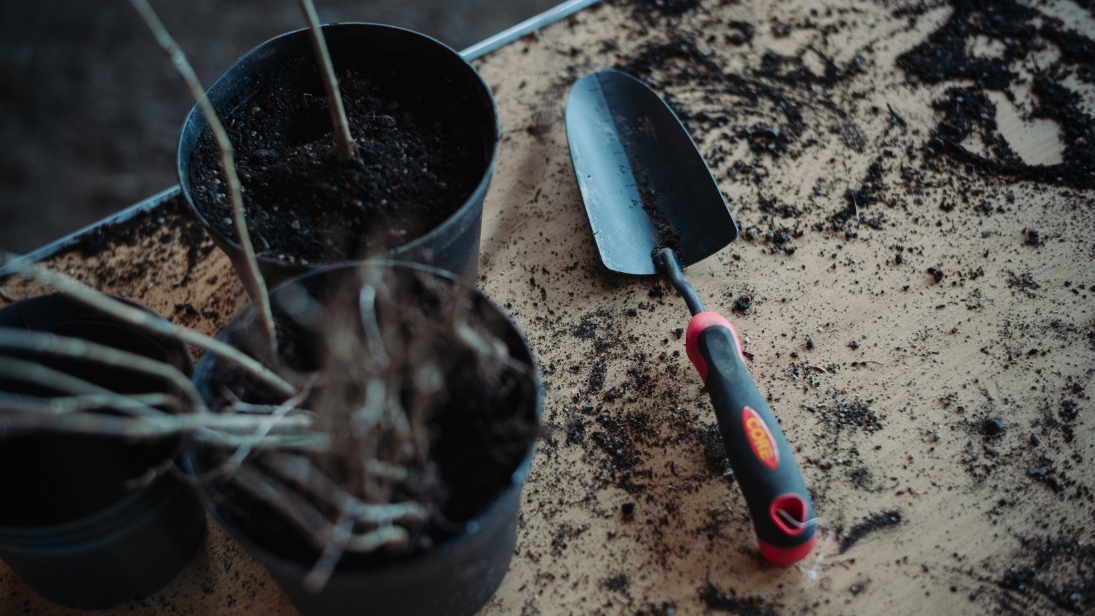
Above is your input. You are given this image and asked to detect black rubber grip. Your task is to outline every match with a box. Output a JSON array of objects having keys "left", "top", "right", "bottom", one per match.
[{"left": 696, "top": 325, "right": 816, "bottom": 555}]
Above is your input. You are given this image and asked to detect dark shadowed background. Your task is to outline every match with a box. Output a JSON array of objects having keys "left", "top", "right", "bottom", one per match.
[{"left": 0, "top": 0, "right": 559, "bottom": 253}]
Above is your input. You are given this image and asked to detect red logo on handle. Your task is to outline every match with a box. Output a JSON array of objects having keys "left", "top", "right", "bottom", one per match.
[{"left": 743, "top": 407, "right": 779, "bottom": 470}]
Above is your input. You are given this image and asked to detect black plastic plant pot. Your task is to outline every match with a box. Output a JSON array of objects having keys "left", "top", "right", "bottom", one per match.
[
  {"left": 177, "top": 23, "right": 501, "bottom": 295},
  {"left": 188, "top": 262, "right": 542, "bottom": 616},
  {"left": 0, "top": 294, "right": 206, "bottom": 610}
]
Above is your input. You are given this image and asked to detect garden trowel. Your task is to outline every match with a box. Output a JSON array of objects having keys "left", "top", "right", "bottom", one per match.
[{"left": 565, "top": 70, "right": 816, "bottom": 565}]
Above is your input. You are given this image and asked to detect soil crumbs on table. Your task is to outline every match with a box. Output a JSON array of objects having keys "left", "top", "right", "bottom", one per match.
[
  {"left": 189, "top": 50, "right": 487, "bottom": 265},
  {"left": 0, "top": 193, "right": 246, "bottom": 343},
  {"left": 470, "top": 0, "right": 1095, "bottom": 614}
]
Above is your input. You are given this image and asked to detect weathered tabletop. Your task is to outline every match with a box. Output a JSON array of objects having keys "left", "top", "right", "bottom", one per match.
[{"left": 3, "top": 0, "right": 1094, "bottom": 614}]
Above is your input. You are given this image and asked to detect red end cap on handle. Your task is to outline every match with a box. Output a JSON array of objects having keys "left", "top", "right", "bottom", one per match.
[
  {"left": 757, "top": 493, "right": 815, "bottom": 565},
  {"left": 758, "top": 535, "right": 817, "bottom": 566},
  {"left": 685, "top": 312, "right": 748, "bottom": 381}
]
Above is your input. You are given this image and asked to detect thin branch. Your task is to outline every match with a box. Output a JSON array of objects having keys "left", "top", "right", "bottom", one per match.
[
  {"left": 0, "top": 327, "right": 208, "bottom": 414},
  {"left": 0, "top": 288, "right": 15, "bottom": 303},
  {"left": 229, "top": 465, "right": 330, "bottom": 549},
  {"left": 0, "top": 356, "right": 166, "bottom": 418},
  {"left": 0, "top": 392, "right": 181, "bottom": 415},
  {"left": 298, "top": 0, "right": 356, "bottom": 162},
  {"left": 303, "top": 516, "right": 354, "bottom": 593},
  {"left": 343, "top": 525, "right": 407, "bottom": 553},
  {"left": 224, "top": 388, "right": 311, "bottom": 470},
  {"left": 0, "top": 410, "right": 309, "bottom": 439},
  {"left": 261, "top": 452, "right": 428, "bottom": 524},
  {"left": 127, "top": 0, "right": 277, "bottom": 350},
  {"left": 0, "top": 256, "right": 297, "bottom": 399}
]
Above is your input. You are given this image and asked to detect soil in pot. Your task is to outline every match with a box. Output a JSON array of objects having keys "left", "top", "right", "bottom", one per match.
[
  {"left": 192, "top": 264, "right": 539, "bottom": 570},
  {"left": 188, "top": 49, "right": 488, "bottom": 266}
]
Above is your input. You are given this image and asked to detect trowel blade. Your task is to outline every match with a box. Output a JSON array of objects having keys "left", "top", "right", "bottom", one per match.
[{"left": 565, "top": 70, "right": 737, "bottom": 275}]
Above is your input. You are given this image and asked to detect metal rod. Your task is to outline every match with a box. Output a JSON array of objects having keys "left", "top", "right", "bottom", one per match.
[
  {"left": 459, "top": 0, "right": 602, "bottom": 60},
  {"left": 654, "top": 248, "right": 704, "bottom": 316}
]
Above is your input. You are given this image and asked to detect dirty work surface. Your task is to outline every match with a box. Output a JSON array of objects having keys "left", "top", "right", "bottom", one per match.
[{"left": 2, "top": 0, "right": 1095, "bottom": 614}]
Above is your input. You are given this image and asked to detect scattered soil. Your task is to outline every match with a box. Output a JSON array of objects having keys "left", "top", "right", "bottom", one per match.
[
  {"left": 838, "top": 509, "right": 903, "bottom": 554},
  {"left": 189, "top": 49, "right": 487, "bottom": 265},
  {"left": 76, "top": 195, "right": 213, "bottom": 278},
  {"left": 897, "top": 0, "right": 1095, "bottom": 188},
  {"left": 700, "top": 583, "right": 779, "bottom": 616}
]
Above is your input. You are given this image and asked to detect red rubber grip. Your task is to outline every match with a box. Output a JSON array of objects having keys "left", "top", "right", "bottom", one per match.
[{"left": 686, "top": 312, "right": 748, "bottom": 380}]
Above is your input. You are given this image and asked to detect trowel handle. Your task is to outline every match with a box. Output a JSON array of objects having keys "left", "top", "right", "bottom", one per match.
[{"left": 685, "top": 312, "right": 817, "bottom": 565}]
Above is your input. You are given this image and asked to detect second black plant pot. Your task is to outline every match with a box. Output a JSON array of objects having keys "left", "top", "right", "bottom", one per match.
[
  {"left": 0, "top": 294, "right": 206, "bottom": 610},
  {"left": 189, "top": 262, "right": 542, "bottom": 616},
  {"left": 177, "top": 23, "right": 500, "bottom": 297}
]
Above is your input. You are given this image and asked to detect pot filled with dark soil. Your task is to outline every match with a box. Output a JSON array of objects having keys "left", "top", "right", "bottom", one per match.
[
  {"left": 187, "top": 262, "right": 541, "bottom": 616},
  {"left": 177, "top": 23, "right": 500, "bottom": 289},
  {"left": 0, "top": 294, "right": 206, "bottom": 610}
]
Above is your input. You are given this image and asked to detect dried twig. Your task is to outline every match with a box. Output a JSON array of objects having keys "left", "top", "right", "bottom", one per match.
[
  {"left": 261, "top": 452, "right": 428, "bottom": 524},
  {"left": 229, "top": 465, "right": 331, "bottom": 548},
  {"left": 0, "top": 355, "right": 166, "bottom": 418},
  {"left": 0, "top": 407, "right": 312, "bottom": 439},
  {"left": 0, "top": 256, "right": 296, "bottom": 399},
  {"left": 224, "top": 388, "right": 311, "bottom": 470},
  {"left": 304, "top": 516, "right": 354, "bottom": 592},
  {"left": 0, "top": 327, "right": 207, "bottom": 414},
  {"left": 0, "top": 392, "right": 181, "bottom": 416},
  {"left": 298, "top": 0, "right": 357, "bottom": 162},
  {"left": 127, "top": 0, "right": 277, "bottom": 350}
]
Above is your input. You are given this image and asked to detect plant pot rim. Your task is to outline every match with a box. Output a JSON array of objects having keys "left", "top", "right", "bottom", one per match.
[
  {"left": 176, "top": 22, "right": 501, "bottom": 272},
  {"left": 189, "top": 259, "right": 542, "bottom": 579}
]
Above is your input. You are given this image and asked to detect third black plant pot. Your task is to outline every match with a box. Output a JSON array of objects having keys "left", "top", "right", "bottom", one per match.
[
  {"left": 0, "top": 294, "right": 206, "bottom": 610},
  {"left": 188, "top": 262, "right": 542, "bottom": 616},
  {"left": 177, "top": 23, "right": 500, "bottom": 297}
]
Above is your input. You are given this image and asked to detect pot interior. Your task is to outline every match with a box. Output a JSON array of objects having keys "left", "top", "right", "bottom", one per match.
[
  {"left": 0, "top": 294, "right": 190, "bottom": 526},
  {"left": 192, "top": 263, "right": 539, "bottom": 568},
  {"left": 180, "top": 24, "right": 499, "bottom": 267}
]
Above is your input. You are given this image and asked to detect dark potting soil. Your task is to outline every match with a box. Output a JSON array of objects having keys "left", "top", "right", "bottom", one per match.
[
  {"left": 198, "top": 269, "right": 537, "bottom": 568},
  {"left": 838, "top": 509, "right": 902, "bottom": 554},
  {"left": 189, "top": 50, "right": 487, "bottom": 265},
  {"left": 896, "top": 0, "right": 1095, "bottom": 189}
]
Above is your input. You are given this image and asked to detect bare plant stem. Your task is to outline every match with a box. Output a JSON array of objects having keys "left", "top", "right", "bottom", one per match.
[
  {"left": 127, "top": 0, "right": 277, "bottom": 351},
  {"left": 0, "top": 405, "right": 312, "bottom": 439},
  {"left": 0, "top": 256, "right": 297, "bottom": 398},
  {"left": 0, "top": 392, "right": 182, "bottom": 416},
  {"left": 0, "top": 327, "right": 208, "bottom": 414},
  {"left": 0, "top": 356, "right": 166, "bottom": 417},
  {"left": 298, "top": 0, "right": 357, "bottom": 162},
  {"left": 230, "top": 465, "right": 331, "bottom": 548},
  {"left": 304, "top": 516, "right": 354, "bottom": 592},
  {"left": 261, "top": 452, "right": 428, "bottom": 524},
  {"left": 224, "top": 388, "right": 311, "bottom": 470}
]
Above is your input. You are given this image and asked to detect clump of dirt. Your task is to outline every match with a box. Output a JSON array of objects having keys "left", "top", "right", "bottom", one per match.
[
  {"left": 839, "top": 509, "right": 903, "bottom": 554},
  {"left": 700, "top": 583, "right": 779, "bottom": 616},
  {"left": 627, "top": 0, "right": 701, "bottom": 18},
  {"left": 897, "top": 0, "right": 1095, "bottom": 188},
  {"left": 603, "top": 572, "right": 631, "bottom": 592},
  {"left": 189, "top": 49, "right": 486, "bottom": 265},
  {"left": 998, "top": 536, "right": 1095, "bottom": 613}
]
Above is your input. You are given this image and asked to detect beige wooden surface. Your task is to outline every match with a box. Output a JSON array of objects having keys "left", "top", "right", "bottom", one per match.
[{"left": 3, "top": 0, "right": 1094, "bottom": 614}]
